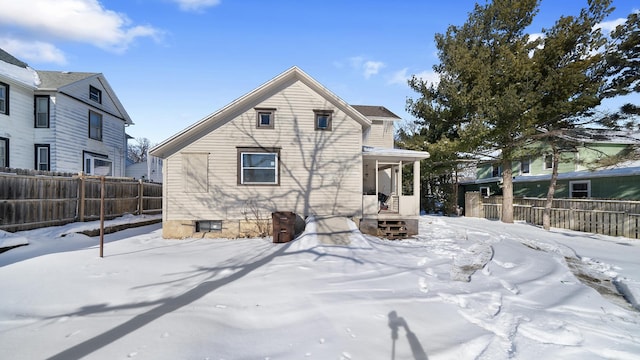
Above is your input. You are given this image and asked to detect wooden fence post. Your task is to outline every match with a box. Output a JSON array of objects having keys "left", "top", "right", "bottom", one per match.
[
  {"left": 78, "top": 172, "right": 85, "bottom": 222},
  {"left": 138, "top": 179, "right": 144, "bottom": 215}
]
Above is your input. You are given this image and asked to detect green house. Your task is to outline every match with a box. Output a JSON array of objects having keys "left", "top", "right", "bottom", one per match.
[{"left": 460, "top": 130, "right": 640, "bottom": 201}]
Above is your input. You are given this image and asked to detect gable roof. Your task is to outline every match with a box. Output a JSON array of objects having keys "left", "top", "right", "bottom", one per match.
[
  {"left": 151, "top": 66, "right": 372, "bottom": 159},
  {"left": 352, "top": 105, "right": 402, "bottom": 121},
  {"left": 36, "top": 71, "right": 98, "bottom": 89},
  {"left": 0, "top": 48, "right": 28, "bottom": 68}
]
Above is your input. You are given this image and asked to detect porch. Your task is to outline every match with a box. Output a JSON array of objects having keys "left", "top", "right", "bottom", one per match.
[{"left": 360, "top": 146, "right": 429, "bottom": 238}]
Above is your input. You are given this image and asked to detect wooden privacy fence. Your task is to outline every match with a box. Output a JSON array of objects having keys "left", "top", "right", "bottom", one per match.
[
  {"left": 0, "top": 171, "right": 162, "bottom": 232},
  {"left": 470, "top": 194, "right": 640, "bottom": 239}
]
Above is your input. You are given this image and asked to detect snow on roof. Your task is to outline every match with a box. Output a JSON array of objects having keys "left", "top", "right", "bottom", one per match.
[
  {"left": 0, "top": 54, "right": 39, "bottom": 88},
  {"left": 362, "top": 146, "right": 430, "bottom": 160}
]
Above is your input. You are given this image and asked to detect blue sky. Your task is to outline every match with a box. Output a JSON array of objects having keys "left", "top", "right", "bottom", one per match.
[{"left": 0, "top": 0, "right": 638, "bottom": 144}]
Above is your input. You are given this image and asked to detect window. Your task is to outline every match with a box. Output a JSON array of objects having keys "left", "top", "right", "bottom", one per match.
[
  {"left": 544, "top": 154, "right": 553, "bottom": 170},
  {"left": 569, "top": 180, "right": 590, "bottom": 198},
  {"left": 84, "top": 152, "right": 112, "bottom": 176},
  {"left": 89, "top": 110, "right": 102, "bottom": 140},
  {"left": 0, "top": 82, "right": 8, "bottom": 115},
  {"left": 35, "top": 144, "right": 50, "bottom": 171},
  {"left": 314, "top": 110, "right": 333, "bottom": 131},
  {"left": 89, "top": 86, "right": 101, "bottom": 103},
  {"left": 35, "top": 96, "right": 50, "bottom": 128},
  {"left": 183, "top": 153, "right": 208, "bottom": 193},
  {"left": 256, "top": 108, "right": 275, "bottom": 129},
  {"left": 492, "top": 164, "right": 502, "bottom": 177},
  {"left": 520, "top": 158, "right": 530, "bottom": 174},
  {"left": 480, "top": 186, "right": 491, "bottom": 197},
  {"left": 0, "top": 137, "right": 8, "bottom": 167},
  {"left": 196, "top": 220, "right": 222, "bottom": 232},
  {"left": 238, "top": 147, "right": 280, "bottom": 185}
]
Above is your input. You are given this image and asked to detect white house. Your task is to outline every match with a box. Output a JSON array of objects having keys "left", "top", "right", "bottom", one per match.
[
  {"left": 151, "top": 67, "right": 429, "bottom": 239},
  {"left": 0, "top": 48, "right": 133, "bottom": 176}
]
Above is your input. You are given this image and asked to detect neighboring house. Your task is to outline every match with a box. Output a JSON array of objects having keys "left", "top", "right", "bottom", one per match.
[
  {"left": 460, "top": 129, "right": 640, "bottom": 200},
  {"left": 0, "top": 48, "right": 133, "bottom": 176},
  {"left": 126, "top": 156, "right": 163, "bottom": 183},
  {"left": 151, "top": 67, "right": 429, "bottom": 239}
]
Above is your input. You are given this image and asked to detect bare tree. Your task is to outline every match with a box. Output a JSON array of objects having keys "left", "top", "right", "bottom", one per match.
[{"left": 127, "top": 137, "right": 152, "bottom": 163}]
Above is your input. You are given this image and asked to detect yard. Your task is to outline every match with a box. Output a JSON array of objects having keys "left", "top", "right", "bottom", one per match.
[{"left": 0, "top": 214, "right": 639, "bottom": 359}]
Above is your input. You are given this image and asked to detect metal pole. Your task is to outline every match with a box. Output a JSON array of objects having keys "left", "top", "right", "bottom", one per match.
[{"left": 99, "top": 176, "right": 105, "bottom": 258}]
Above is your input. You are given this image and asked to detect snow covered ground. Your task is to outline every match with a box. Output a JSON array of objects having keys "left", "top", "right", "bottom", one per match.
[{"left": 1, "top": 215, "right": 639, "bottom": 359}]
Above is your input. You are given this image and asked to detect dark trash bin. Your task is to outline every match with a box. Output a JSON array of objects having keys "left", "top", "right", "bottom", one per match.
[{"left": 272, "top": 211, "right": 296, "bottom": 243}]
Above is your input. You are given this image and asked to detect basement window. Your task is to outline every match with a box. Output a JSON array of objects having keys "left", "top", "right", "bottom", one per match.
[{"left": 196, "top": 220, "right": 222, "bottom": 232}]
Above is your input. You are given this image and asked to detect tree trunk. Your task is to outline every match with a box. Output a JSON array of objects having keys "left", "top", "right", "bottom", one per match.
[
  {"left": 501, "top": 158, "right": 514, "bottom": 223},
  {"left": 543, "top": 146, "right": 560, "bottom": 230}
]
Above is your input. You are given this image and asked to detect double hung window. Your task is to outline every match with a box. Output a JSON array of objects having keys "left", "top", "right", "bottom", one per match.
[
  {"left": 89, "top": 110, "right": 102, "bottom": 140},
  {"left": 35, "top": 96, "right": 50, "bottom": 128},
  {"left": 0, "top": 82, "right": 8, "bottom": 115},
  {"left": 238, "top": 147, "right": 279, "bottom": 185}
]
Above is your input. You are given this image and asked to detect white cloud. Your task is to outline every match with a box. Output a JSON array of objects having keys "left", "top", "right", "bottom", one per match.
[
  {"left": 347, "top": 56, "right": 385, "bottom": 79},
  {"left": 0, "top": 0, "right": 162, "bottom": 53},
  {"left": 388, "top": 68, "right": 439, "bottom": 87},
  {"left": 363, "top": 61, "right": 385, "bottom": 79},
  {"left": 171, "top": 0, "right": 221, "bottom": 12},
  {"left": 0, "top": 37, "right": 67, "bottom": 65},
  {"left": 596, "top": 17, "right": 626, "bottom": 34}
]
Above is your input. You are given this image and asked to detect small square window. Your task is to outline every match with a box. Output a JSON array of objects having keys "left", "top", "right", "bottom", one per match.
[
  {"left": 314, "top": 110, "right": 333, "bottom": 131},
  {"left": 255, "top": 108, "right": 275, "bottom": 129},
  {"left": 89, "top": 86, "right": 102, "bottom": 103}
]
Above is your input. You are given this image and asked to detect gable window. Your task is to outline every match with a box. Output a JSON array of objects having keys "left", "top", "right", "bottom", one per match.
[
  {"left": 0, "top": 82, "right": 8, "bottom": 115},
  {"left": 89, "top": 86, "right": 102, "bottom": 103},
  {"left": 84, "top": 151, "right": 112, "bottom": 176},
  {"left": 314, "top": 110, "right": 333, "bottom": 131},
  {"left": 569, "top": 180, "right": 590, "bottom": 198},
  {"left": 35, "top": 96, "right": 50, "bottom": 128},
  {"left": 238, "top": 147, "right": 280, "bottom": 185},
  {"left": 89, "top": 110, "right": 102, "bottom": 140},
  {"left": 35, "top": 144, "right": 50, "bottom": 171},
  {"left": 0, "top": 137, "right": 8, "bottom": 167},
  {"left": 520, "top": 158, "right": 530, "bottom": 174},
  {"left": 543, "top": 154, "right": 553, "bottom": 170},
  {"left": 492, "top": 164, "right": 502, "bottom": 177},
  {"left": 256, "top": 108, "right": 275, "bottom": 129}
]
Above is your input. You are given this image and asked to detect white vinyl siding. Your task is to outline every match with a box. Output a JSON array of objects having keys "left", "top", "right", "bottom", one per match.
[
  {"left": 364, "top": 120, "right": 394, "bottom": 148},
  {"left": 0, "top": 82, "right": 35, "bottom": 169},
  {"left": 164, "top": 80, "right": 363, "bottom": 221},
  {"left": 182, "top": 153, "right": 208, "bottom": 193}
]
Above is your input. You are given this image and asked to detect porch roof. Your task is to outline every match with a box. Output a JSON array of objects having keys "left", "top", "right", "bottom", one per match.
[{"left": 362, "top": 146, "right": 430, "bottom": 162}]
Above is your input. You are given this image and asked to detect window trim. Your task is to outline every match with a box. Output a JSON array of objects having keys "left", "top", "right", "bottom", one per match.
[
  {"left": 255, "top": 108, "right": 276, "bottom": 129},
  {"left": 543, "top": 154, "right": 553, "bottom": 170},
  {"left": 89, "top": 85, "right": 102, "bottom": 104},
  {"left": 479, "top": 186, "right": 491, "bottom": 197},
  {"left": 83, "top": 151, "right": 112, "bottom": 176},
  {"left": 520, "top": 158, "right": 530, "bottom": 175},
  {"left": 196, "top": 220, "right": 223, "bottom": 232},
  {"left": 34, "top": 144, "right": 50, "bottom": 171},
  {"left": 88, "top": 110, "right": 103, "bottom": 141},
  {"left": 492, "top": 164, "right": 502, "bottom": 177},
  {"left": 314, "top": 109, "right": 333, "bottom": 131},
  {"left": 0, "top": 81, "right": 9, "bottom": 115},
  {"left": 35, "top": 95, "right": 50, "bottom": 128},
  {"left": 569, "top": 180, "right": 591, "bottom": 198},
  {"left": 0, "top": 137, "right": 8, "bottom": 168},
  {"left": 237, "top": 147, "right": 280, "bottom": 186}
]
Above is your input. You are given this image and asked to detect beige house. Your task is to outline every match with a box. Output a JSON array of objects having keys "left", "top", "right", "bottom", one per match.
[{"left": 150, "top": 67, "right": 429, "bottom": 239}]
